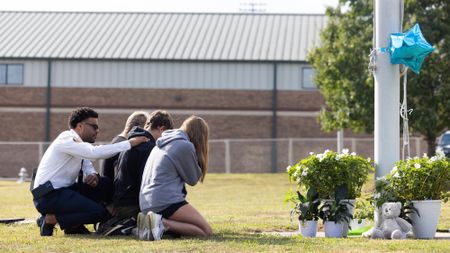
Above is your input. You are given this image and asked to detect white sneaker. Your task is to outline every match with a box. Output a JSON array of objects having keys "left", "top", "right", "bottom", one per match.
[
  {"left": 137, "top": 212, "right": 152, "bottom": 240},
  {"left": 148, "top": 212, "right": 164, "bottom": 241}
]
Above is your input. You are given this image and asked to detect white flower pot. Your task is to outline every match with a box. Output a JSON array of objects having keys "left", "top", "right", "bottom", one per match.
[
  {"left": 341, "top": 199, "right": 356, "bottom": 237},
  {"left": 408, "top": 200, "right": 442, "bottom": 239},
  {"left": 322, "top": 199, "right": 355, "bottom": 237},
  {"left": 324, "top": 221, "right": 343, "bottom": 238},
  {"left": 298, "top": 220, "right": 318, "bottom": 238}
]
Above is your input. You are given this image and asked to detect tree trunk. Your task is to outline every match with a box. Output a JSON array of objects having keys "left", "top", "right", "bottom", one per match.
[{"left": 425, "top": 136, "right": 436, "bottom": 156}]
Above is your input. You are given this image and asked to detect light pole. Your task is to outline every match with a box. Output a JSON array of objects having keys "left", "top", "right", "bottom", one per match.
[{"left": 374, "top": 0, "right": 402, "bottom": 179}]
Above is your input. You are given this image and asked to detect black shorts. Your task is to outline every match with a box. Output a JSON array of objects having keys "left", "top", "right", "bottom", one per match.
[{"left": 158, "top": 200, "right": 188, "bottom": 219}]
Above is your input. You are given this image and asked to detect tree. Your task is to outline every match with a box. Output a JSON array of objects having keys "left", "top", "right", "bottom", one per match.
[{"left": 308, "top": 0, "right": 450, "bottom": 155}]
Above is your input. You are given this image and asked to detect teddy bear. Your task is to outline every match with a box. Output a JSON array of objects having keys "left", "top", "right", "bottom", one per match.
[{"left": 370, "top": 202, "right": 412, "bottom": 239}]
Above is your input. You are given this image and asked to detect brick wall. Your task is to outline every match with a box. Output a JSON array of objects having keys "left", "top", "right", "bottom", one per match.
[
  {"left": 0, "top": 87, "right": 324, "bottom": 111},
  {"left": 0, "top": 86, "right": 387, "bottom": 177}
]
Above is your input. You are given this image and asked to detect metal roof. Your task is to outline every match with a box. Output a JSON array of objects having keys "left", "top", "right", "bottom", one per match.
[{"left": 0, "top": 11, "right": 327, "bottom": 62}]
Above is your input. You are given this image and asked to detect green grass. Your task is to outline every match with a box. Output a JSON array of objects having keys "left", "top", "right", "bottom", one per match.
[{"left": 0, "top": 174, "right": 449, "bottom": 252}]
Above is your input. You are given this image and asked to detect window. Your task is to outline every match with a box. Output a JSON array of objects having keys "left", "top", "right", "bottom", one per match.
[
  {"left": 302, "top": 67, "right": 316, "bottom": 89},
  {"left": 0, "top": 64, "right": 24, "bottom": 85}
]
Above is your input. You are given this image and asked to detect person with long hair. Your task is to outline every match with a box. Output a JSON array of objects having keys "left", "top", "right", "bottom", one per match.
[
  {"left": 101, "top": 111, "right": 149, "bottom": 181},
  {"left": 138, "top": 115, "right": 212, "bottom": 240}
]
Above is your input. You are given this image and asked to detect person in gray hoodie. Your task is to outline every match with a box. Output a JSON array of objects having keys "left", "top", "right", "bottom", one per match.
[{"left": 138, "top": 115, "right": 212, "bottom": 240}]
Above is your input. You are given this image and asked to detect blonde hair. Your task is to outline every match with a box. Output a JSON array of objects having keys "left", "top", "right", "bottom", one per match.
[
  {"left": 180, "top": 115, "right": 209, "bottom": 182},
  {"left": 121, "top": 111, "right": 149, "bottom": 136}
]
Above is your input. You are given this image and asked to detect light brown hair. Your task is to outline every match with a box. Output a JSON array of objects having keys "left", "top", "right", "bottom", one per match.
[
  {"left": 180, "top": 115, "right": 209, "bottom": 182},
  {"left": 121, "top": 111, "right": 149, "bottom": 136}
]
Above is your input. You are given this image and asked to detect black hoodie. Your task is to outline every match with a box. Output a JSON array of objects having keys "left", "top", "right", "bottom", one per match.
[{"left": 113, "top": 126, "right": 155, "bottom": 207}]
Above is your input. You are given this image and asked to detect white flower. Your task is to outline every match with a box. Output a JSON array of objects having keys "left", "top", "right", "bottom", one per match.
[
  {"left": 293, "top": 170, "right": 298, "bottom": 178},
  {"left": 342, "top": 148, "right": 349, "bottom": 154},
  {"left": 351, "top": 152, "right": 357, "bottom": 156},
  {"left": 302, "top": 168, "right": 308, "bottom": 177},
  {"left": 374, "top": 192, "right": 381, "bottom": 199},
  {"left": 435, "top": 150, "right": 445, "bottom": 160},
  {"left": 392, "top": 166, "right": 398, "bottom": 171},
  {"left": 286, "top": 165, "right": 291, "bottom": 172},
  {"left": 367, "top": 157, "right": 371, "bottom": 162},
  {"left": 316, "top": 154, "right": 325, "bottom": 162},
  {"left": 376, "top": 176, "right": 387, "bottom": 183},
  {"left": 309, "top": 152, "right": 314, "bottom": 155},
  {"left": 335, "top": 155, "right": 341, "bottom": 161},
  {"left": 393, "top": 171, "right": 400, "bottom": 178},
  {"left": 423, "top": 153, "right": 428, "bottom": 158},
  {"left": 414, "top": 163, "right": 421, "bottom": 169}
]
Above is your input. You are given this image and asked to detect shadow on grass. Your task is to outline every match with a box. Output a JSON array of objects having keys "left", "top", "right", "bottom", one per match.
[{"left": 61, "top": 230, "right": 305, "bottom": 246}]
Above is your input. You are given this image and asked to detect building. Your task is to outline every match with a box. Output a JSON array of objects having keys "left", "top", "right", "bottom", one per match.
[{"left": 0, "top": 11, "right": 384, "bottom": 176}]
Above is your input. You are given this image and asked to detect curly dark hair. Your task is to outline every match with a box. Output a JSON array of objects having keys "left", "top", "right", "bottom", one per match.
[
  {"left": 147, "top": 110, "right": 174, "bottom": 130},
  {"left": 68, "top": 107, "right": 98, "bottom": 129}
]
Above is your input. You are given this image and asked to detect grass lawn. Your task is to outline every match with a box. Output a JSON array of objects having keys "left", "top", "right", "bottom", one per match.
[{"left": 0, "top": 173, "right": 449, "bottom": 252}]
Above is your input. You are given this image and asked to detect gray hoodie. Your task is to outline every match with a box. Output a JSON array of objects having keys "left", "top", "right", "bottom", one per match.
[{"left": 139, "top": 129, "right": 202, "bottom": 213}]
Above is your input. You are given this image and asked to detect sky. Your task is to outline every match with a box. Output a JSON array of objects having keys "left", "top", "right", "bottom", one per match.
[{"left": 0, "top": 0, "right": 339, "bottom": 14}]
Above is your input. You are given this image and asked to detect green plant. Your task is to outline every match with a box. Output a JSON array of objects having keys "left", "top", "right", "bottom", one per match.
[
  {"left": 372, "top": 177, "right": 398, "bottom": 208},
  {"left": 386, "top": 151, "right": 450, "bottom": 202},
  {"left": 286, "top": 188, "right": 320, "bottom": 222},
  {"left": 372, "top": 178, "right": 419, "bottom": 225},
  {"left": 353, "top": 197, "right": 374, "bottom": 223},
  {"left": 318, "top": 186, "right": 353, "bottom": 226},
  {"left": 287, "top": 149, "right": 374, "bottom": 199}
]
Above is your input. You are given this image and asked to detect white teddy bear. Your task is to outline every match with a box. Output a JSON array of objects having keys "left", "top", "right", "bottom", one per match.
[{"left": 371, "top": 202, "right": 412, "bottom": 239}]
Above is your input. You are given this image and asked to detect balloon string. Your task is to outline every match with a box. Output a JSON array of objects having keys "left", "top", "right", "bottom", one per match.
[
  {"left": 368, "top": 49, "right": 377, "bottom": 74},
  {"left": 400, "top": 67, "right": 412, "bottom": 159}
]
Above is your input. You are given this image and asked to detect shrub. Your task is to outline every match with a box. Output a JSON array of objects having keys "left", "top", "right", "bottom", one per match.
[{"left": 287, "top": 149, "right": 374, "bottom": 199}]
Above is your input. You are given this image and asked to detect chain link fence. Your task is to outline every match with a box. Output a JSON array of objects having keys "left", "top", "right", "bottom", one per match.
[{"left": 0, "top": 137, "right": 427, "bottom": 177}]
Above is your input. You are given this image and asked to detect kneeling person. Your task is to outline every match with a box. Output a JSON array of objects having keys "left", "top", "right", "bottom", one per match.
[
  {"left": 32, "top": 107, "right": 148, "bottom": 236},
  {"left": 138, "top": 116, "right": 213, "bottom": 240},
  {"left": 99, "top": 110, "right": 173, "bottom": 236}
]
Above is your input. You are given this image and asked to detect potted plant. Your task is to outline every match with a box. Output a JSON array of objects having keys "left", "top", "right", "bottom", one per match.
[
  {"left": 287, "top": 149, "right": 374, "bottom": 200},
  {"left": 384, "top": 151, "right": 450, "bottom": 239},
  {"left": 286, "top": 188, "right": 320, "bottom": 237},
  {"left": 287, "top": 149, "right": 373, "bottom": 236},
  {"left": 318, "top": 186, "right": 354, "bottom": 238}
]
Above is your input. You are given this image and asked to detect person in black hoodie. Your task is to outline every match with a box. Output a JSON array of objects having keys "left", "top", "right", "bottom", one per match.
[
  {"left": 112, "top": 110, "right": 174, "bottom": 221},
  {"left": 100, "top": 111, "right": 149, "bottom": 182}
]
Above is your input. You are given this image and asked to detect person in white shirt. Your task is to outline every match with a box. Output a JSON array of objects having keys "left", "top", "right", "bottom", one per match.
[{"left": 33, "top": 107, "right": 148, "bottom": 236}]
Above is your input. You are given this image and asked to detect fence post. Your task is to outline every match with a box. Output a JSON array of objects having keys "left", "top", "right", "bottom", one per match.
[
  {"left": 38, "top": 142, "right": 44, "bottom": 161},
  {"left": 224, "top": 139, "right": 231, "bottom": 173},
  {"left": 288, "top": 138, "right": 293, "bottom": 166}
]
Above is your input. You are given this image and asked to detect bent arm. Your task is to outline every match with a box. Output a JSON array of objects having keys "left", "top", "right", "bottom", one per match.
[
  {"left": 174, "top": 143, "right": 202, "bottom": 186},
  {"left": 81, "top": 159, "right": 97, "bottom": 175}
]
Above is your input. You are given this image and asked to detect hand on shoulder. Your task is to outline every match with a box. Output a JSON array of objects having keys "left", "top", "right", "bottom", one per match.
[{"left": 129, "top": 136, "right": 149, "bottom": 147}]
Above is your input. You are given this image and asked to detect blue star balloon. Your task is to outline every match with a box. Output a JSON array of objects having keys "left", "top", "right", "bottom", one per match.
[{"left": 389, "top": 24, "right": 434, "bottom": 74}]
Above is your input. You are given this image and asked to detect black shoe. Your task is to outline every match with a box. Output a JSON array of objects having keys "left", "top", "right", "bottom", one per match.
[
  {"left": 64, "top": 225, "right": 91, "bottom": 235},
  {"left": 97, "top": 216, "right": 136, "bottom": 236},
  {"left": 40, "top": 222, "right": 55, "bottom": 236}
]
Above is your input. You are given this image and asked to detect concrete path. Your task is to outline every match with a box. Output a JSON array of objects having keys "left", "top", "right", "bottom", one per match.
[{"left": 269, "top": 230, "right": 450, "bottom": 240}]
